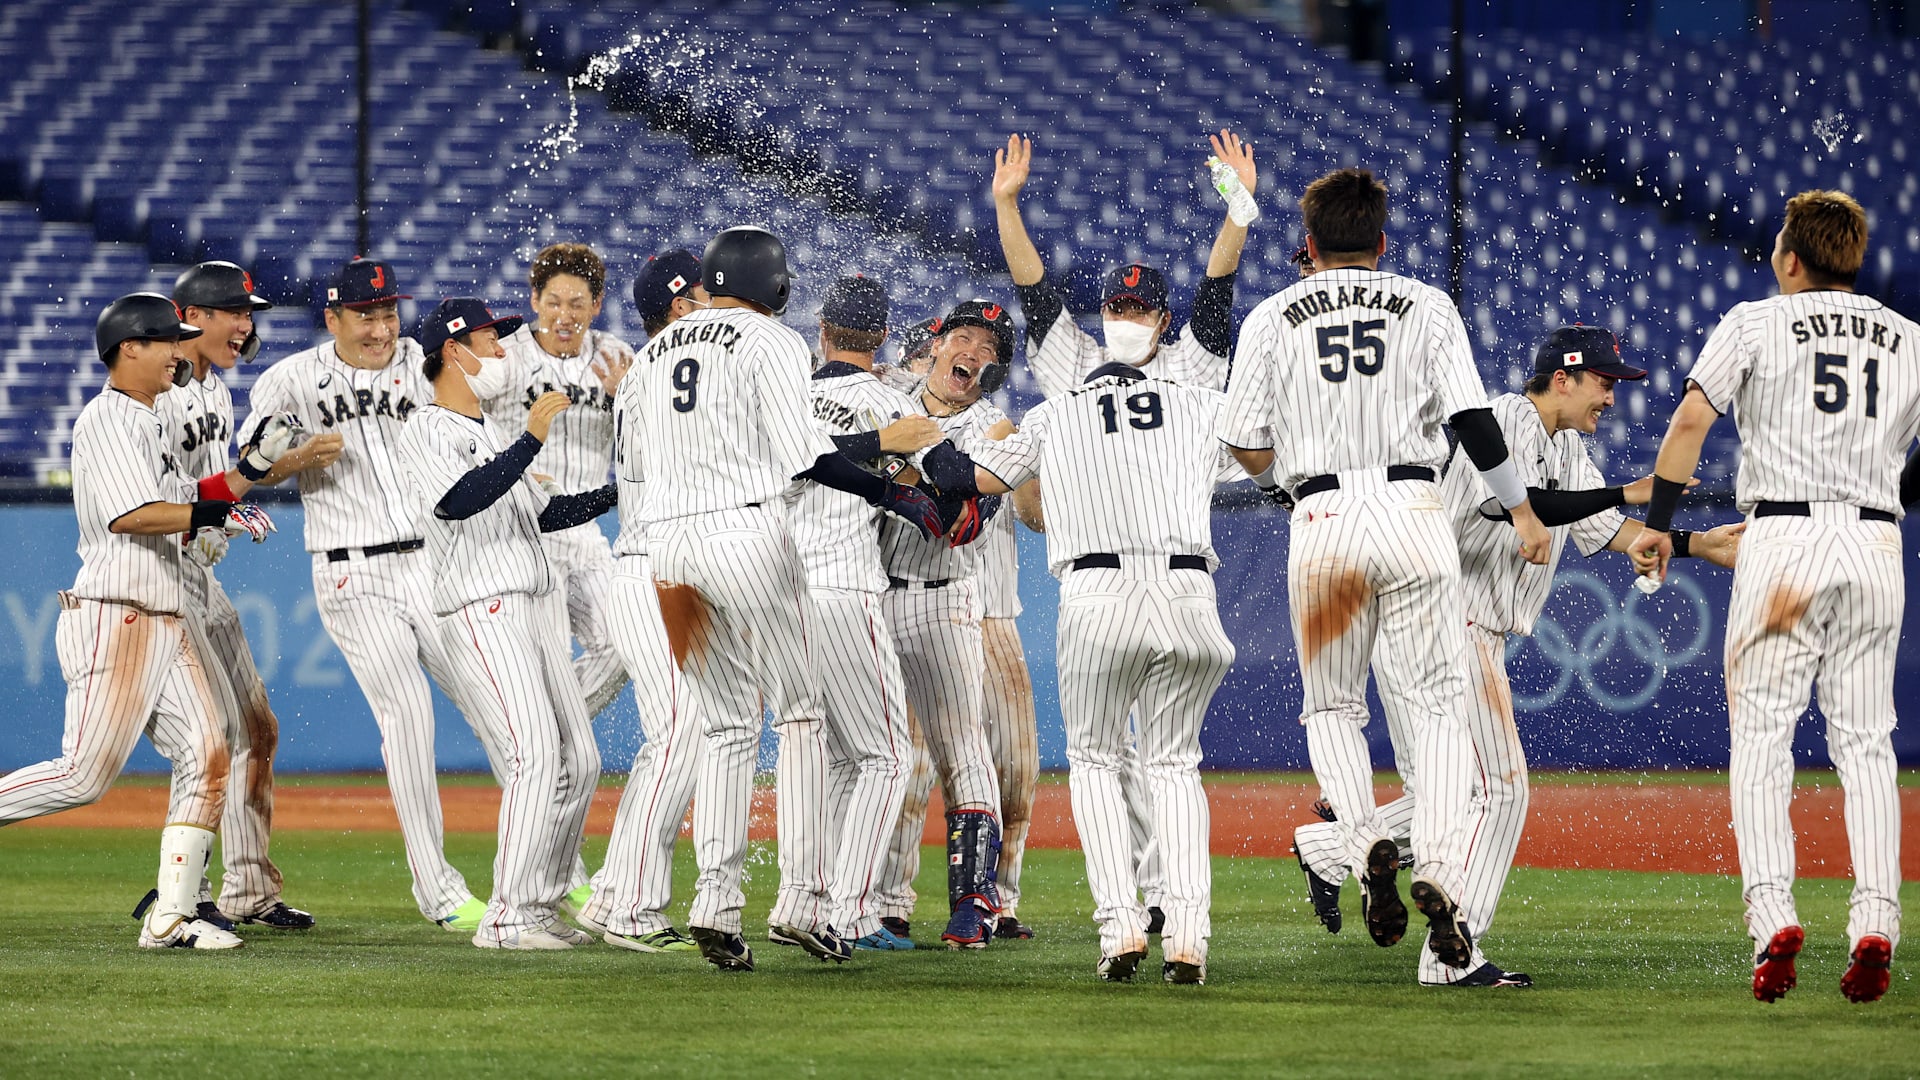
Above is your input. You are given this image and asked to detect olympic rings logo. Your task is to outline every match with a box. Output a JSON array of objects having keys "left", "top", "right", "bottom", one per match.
[{"left": 1507, "top": 569, "right": 1716, "bottom": 713}]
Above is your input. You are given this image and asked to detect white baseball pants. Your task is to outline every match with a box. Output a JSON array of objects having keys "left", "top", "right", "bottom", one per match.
[
  {"left": 193, "top": 577, "right": 287, "bottom": 918},
  {"left": 981, "top": 616, "right": 1039, "bottom": 919},
  {"left": 547, "top": 525, "right": 629, "bottom": 718}
]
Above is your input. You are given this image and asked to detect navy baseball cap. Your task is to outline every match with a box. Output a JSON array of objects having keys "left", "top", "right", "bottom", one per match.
[
  {"left": 895, "top": 315, "right": 941, "bottom": 366},
  {"left": 173, "top": 260, "right": 273, "bottom": 312},
  {"left": 326, "top": 257, "right": 411, "bottom": 308},
  {"left": 417, "top": 298, "right": 525, "bottom": 358},
  {"left": 1102, "top": 264, "right": 1169, "bottom": 311},
  {"left": 633, "top": 249, "right": 702, "bottom": 325},
  {"left": 930, "top": 299, "right": 1015, "bottom": 364},
  {"left": 1534, "top": 325, "right": 1646, "bottom": 380},
  {"left": 820, "top": 274, "right": 888, "bottom": 333}
]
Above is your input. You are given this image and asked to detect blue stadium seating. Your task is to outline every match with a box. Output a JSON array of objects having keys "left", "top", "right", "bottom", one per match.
[{"left": 0, "top": 0, "right": 1815, "bottom": 490}]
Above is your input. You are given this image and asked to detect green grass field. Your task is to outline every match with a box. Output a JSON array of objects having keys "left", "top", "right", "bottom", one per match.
[{"left": 0, "top": 828, "right": 1913, "bottom": 1078}]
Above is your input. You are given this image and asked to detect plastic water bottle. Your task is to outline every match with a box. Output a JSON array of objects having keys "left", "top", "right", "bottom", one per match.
[
  {"left": 1207, "top": 156, "right": 1260, "bottom": 226},
  {"left": 1633, "top": 574, "right": 1662, "bottom": 596}
]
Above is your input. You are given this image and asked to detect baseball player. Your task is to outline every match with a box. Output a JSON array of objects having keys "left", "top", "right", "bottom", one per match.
[
  {"left": 786, "top": 274, "right": 949, "bottom": 951},
  {"left": 633, "top": 226, "right": 941, "bottom": 971},
  {"left": 399, "top": 298, "right": 614, "bottom": 950},
  {"left": 570, "top": 249, "right": 712, "bottom": 954},
  {"left": 241, "top": 257, "right": 492, "bottom": 932},
  {"left": 1290, "top": 325, "right": 1742, "bottom": 987},
  {"left": 1627, "top": 190, "right": 1914, "bottom": 1005},
  {"left": 872, "top": 299, "right": 1019, "bottom": 950},
  {"left": 477, "top": 243, "right": 635, "bottom": 720},
  {"left": 0, "top": 292, "right": 291, "bottom": 949},
  {"left": 1219, "top": 166, "right": 1553, "bottom": 977},
  {"left": 972, "top": 361, "right": 1241, "bottom": 984},
  {"left": 161, "top": 260, "right": 340, "bottom": 931}
]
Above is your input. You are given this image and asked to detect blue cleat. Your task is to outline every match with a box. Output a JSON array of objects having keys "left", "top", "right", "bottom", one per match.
[{"left": 853, "top": 925, "right": 916, "bottom": 951}]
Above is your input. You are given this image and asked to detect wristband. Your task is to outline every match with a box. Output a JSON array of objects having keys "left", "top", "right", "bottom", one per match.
[
  {"left": 1480, "top": 457, "right": 1527, "bottom": 510},
  {"left": 1670, "top": 529, "right": 1693, "bottom": 559},
  {"left": 189, "top": 500, "right": 233, "bottom": 532},
  {"left": 197, "top": 472, "right": 238, "bottom": 502},
  {"left": 1643, "top": 476, "right": 1687, "bottom": 533},
  {"left": 1250, "top": 461, "right": 1281, "bottom": 492},
  {"left": 237, "top": 448, "right": 274, "bottom": 481}
]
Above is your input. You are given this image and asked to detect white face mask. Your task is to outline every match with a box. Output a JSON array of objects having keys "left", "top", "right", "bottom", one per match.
[
  {"left": 456, "top": 343, "right": 514, "bottom": 400},
  {"left": 1103, "top": 319, "right": 1159, "bottom": 365}
]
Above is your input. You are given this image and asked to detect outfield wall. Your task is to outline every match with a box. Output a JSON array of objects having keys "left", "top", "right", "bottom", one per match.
[{"left": 3, "top": 504, "right": 1915, "bottom": 773}]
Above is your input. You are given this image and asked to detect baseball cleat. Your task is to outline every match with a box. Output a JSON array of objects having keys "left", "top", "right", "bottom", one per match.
[
  {"left": 853, "top": 926, "right": 916, "bottom": 951},
  {"left": 1096, "top": 950, "right": 1147, "bottom": 982},
  {"left": 880, "top": 916, "right": 912, "bottom": 941},
  {"left": 133, "top": 888, "right": 244, "bottom": 950},
  {"left": 603, "top": 927, "right": 698, "bottom": 953},
  {"left": 1294, "top": 831, "right": 1342, "bottom": 934},
  {"left": 941, "top": 903, "right": 992, "bottom": 950},
  {"left": 1436, "top": 962, "right": 1533, "bottom": 988},
  {"left": 561, "top": 883, "right": 594, "bottom": 919},
  {"left": 195, "top": 900, "right": 237, "bottom": 932},
  {"left": 691, "top": 926, "right": 755, "bottom": 972},
  {"left": 1840, "top": 934, "right": 1892, "bottom": 1004},
  {"left": 1310, "top": 796, "right": 1337, "bottom": 823},
  {"left": 570, "top": 907, "right": 609, "bottom": 936},
  {"left": 1752, "top": 925, "right": 1805, "bottom": 1003},
  {"left": 770, "top": 923, "right": 853, "bottom": 964},
  {"left": 994, "top": 916, "right": 1035, "bottom": 940},
  {"left": 436, "top": 897, "right": 486, "bottom": 933},
  {"left": 1359, "top": 838, "right": 1408, "bottom": 948},
  {"left": 1409, "top": 877, "right": 1473, "bottom": 969},
  {"left": 236, "top": 902, "right": 315, "bottom": 930},
  {"left": 542, "top": 921, "right": 595, "bottom": 947},
  {"left": 473, "top": 926, "right": 575, "bottom": 951},
  {"left": 1145, "top": 906, "right": 1166, "bottom": 936},
  {"left": 1163, "top": 961, "right": 1206, "bottom": 985}
]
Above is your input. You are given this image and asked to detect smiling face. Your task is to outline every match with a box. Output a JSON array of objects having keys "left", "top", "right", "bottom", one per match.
[
  {"left": 531, "top": 272, "right": 603, "bottom": 358},
  {"left": 924, "top": 325, "right": 998, "bottom": 410},
  {"left": 324, "top": 301, "right": 401, "bottom": 368},
  {"left": 113, "top": 337, "right": 188, "bottom": 399},
  {"left": 1561, "top": 370, "right": 1617, "bottom": 434},
  {"left": 181, "top": 305, "right": 255, "bottom": 371}
]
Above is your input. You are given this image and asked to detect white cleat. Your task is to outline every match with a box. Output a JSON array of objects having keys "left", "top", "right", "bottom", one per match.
[
  {"left": 542, "top": 921, "right": 596, "bottom": 947},
  {"left": 473, "top": 926, "right": 577, "bottom": 951},
  {"left": 140, "top": 915, "right": 245, "bottom": 950}
]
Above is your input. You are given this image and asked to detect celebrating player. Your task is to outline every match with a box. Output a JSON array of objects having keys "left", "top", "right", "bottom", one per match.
[
  {"left": 242, "top": 257, "right": 491, "bottom": 932},
  {"left": 1291, "top": 325, "right": 1742, "bottom": 987},
  {"left": 1220, "top": 166, "right": 1552, "bottom": 980},
  {"left": 399, "top": 298, "right": 614, "bottom": 950},
  {"left": 162, "top": 260, "right": 337, "bottom": 931},
  {"left": 973, "top": 361, "right": 1241, "bottom": 985},
  {"left": 570, "top": 249, "right": 712, "bottom": 954},
  {"left": 631, "top": 226, "right": 941, "bottom": 971},
  {"left": 477, "top": 243, "right": 638, "bottom": 720},
  {"left": 1627, "top": 191, "right": 1914, "bottom": 1005},
  {"left": 0, "top": 292, "right": 294, "bottom": 949}
]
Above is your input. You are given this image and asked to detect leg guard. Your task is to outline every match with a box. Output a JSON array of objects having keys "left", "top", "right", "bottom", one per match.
[{"left": 945, "top": 808, "right": 1002, "bottom": 914}]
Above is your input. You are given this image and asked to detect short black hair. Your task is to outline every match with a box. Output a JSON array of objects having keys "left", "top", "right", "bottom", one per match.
[
  {"left": 1524, "top": 368, "right": 1588, "bottom": 396},
  {"left": 421, "top": 332, "right": 472, "bottom": 382},
  {"left": 1301, "top": 168, "right": 1388, "bottom": 259}
]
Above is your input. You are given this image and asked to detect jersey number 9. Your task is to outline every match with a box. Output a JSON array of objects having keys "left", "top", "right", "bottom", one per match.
[
  {"left": 671, "top": 358, "right": 701, "bottom": 413},
  {"left": 1317, "top": 319, "right": 1387, "bottom": 382}
]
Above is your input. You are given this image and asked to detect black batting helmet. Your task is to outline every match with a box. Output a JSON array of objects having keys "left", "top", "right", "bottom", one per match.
[
  {"left": 96, "top": 292, "right": 201, "bottom": 366},
  {"left": 173, "top": 260, "right": 273, "bottom": 312},
  {"left": 702, "top": 226, "right": 791, "bottom": 316}
]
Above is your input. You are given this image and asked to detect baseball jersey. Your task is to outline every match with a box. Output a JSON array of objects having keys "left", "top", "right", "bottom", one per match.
[
  {"left": 68, "top": 388, "right": 195, "bottom": 614},
  {"left": 1218, "top": 268, "right": 1488, "bottom": 492},
  {"left": 1019, "top": 276, "right": 1233, "bottom": 398},
  {"left": 974, "top": 498, "right": 1022, "bottom": 618},
  {"left": 632, "top": 306, "right": 835, "bottom": 524},
  {"left": 879, "top": 395, "right": 1009, "bottom": 583},
  {"left": 153, "top": 369, "right": 236, "bottom": 613},
  {"left": 1687, "top": 291, "right": 1920, "bottom": 516},
  {"left": 397, "top": 403, "right": 556, "bottom": 616},
  {"left": 241, "top": 339, "right": 430, "bottom": 552},
  {"left": 609, "top": 365, "right": 650, "bottom": 558},
  {"left": 1444, "top": 393, "right": 1625, "bottom": 636},
  {"left": 791, "top": 363, "right": 921, "bottom": 594},
  {"left": 973, "top": 372, "right": 1231, "bottom": 578},
  {"left": 482, "top": 324, "right": 626, "bottom": 494}
]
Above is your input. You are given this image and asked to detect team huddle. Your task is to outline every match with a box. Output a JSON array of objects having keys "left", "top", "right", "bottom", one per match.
[{"left": 0, "top": 130, "right": 1908, "bottom": 1002}]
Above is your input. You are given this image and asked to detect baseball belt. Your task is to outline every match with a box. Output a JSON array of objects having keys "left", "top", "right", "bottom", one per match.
[
  {"left": 1071, "top": 553, "right": 1210, "bottom": 572},
  {"left": 1294, "top": 464, "right": 1435, "bottom": 501},
  {"left": 326, "top": 538, "right": 426, "bottom": 562},
  {"left": 1752, "top": 501, "right": 1895, "bottom": 523}
]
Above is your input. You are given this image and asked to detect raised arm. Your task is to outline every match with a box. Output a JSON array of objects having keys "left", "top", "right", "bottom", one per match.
[
  {"left": 992, "top": 135, "right": 1045, "bottom": 287},
  {"left": 1204, "top": 128, "right": 1256, "bottom": 278}
]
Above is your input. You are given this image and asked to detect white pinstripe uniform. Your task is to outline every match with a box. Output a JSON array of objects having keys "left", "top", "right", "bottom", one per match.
[
  {"left": 398, "top": 404, "right": 601, "bottom": 945},
  {"left": 574, "top": 364, "right": 707, "bottom": 940},
  {"left": 1028, "top": 305, "right": 1221, "bottom": 919},
  {"left": 634, "top": 306, "right": 835, "bottom": 938},
  {"left": 1219, "top": 268, "right": 1487, "bottom": 934},
  {"left": 154, "top": 369, "right": 288, "bottom": 918},
  {"left": 0, "top": 388, "right": 230, "bottom": 934},
  {"left": 242, "top": 339, "right": 485, "bottom": 922},
  {"left": 976, "top": 370, "right": 1237, "bottom": 972},
  {"left": 1292, "top": 391, "right": 1626, "bottom": 983},
  {"left": 479, "top": 324, "right": 630, "bottom": 716},
  {"left": 1688, "top": 292, "right": 1915, "bottom": 960},
  {"left": 975, "top": 475, "right": 1041, "bottom": 922},
  {"left": 790, "top": 363, "right": 917, "bottom": 940},
  {"left": 871, "top": 397, "right": 1006, "bottom": 919}
]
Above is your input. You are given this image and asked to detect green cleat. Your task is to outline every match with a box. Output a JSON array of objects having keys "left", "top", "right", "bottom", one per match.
[
  {"left": 563, "top": 884, "right": 593, "bottom": 915},
  {"left": 437, "top": 897, "right": 486, "bottom": 933}
]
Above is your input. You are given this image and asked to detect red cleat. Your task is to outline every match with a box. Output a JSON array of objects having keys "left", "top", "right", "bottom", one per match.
[
  {"left": 1840, "top": 935, "right": 1893, "bottom": 1004},
  {"left": 1752, "top": 925, "right": 1804, "bottom": 1003}
]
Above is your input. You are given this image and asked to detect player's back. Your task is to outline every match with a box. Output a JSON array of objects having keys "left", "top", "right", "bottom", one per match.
[
  {"left": 1691, "top": 292, "right": 1920, "bottom": 514},
  {"left": 1228, "top": 267, "right": 1485, "bottom": 490},
  {"left": 793, "top": 366, "right": 911, "bottom": 592},
  {"left": 632, "top": 306, "right": 820, "bottom": 523}
]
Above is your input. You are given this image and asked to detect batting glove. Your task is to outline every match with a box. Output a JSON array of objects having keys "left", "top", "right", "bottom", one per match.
[
  {"left": 222, "top": 503, "right": 277, "bottom": 543},
  {"left": 1258, "top": 483, "right": 1295, "bottom": 512},
  {"left": 182, "top": 527, "right": 230, "bottom": 568},
  {"left": 239, "top": 413, "right": 307, "bottom": 479},
  {"left": 880, "top": 482, "right": 944, "bottom": 541}
]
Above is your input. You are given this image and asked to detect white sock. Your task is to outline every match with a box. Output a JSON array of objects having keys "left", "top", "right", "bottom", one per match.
[{"left": 152, "top": 824, "right": 215, "bottom": 931}]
